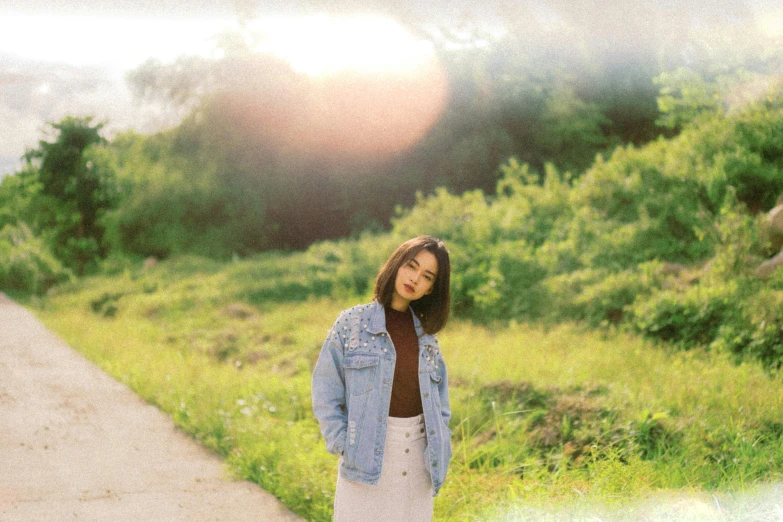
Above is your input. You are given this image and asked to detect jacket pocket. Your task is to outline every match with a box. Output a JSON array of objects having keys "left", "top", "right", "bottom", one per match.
[{"left": 344, "top": 354, "right": 379, "bottom": 396}]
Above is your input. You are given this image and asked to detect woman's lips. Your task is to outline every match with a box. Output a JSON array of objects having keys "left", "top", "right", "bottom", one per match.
[{"left": 404, "top": 284, "right": 414, "bottom": 293}]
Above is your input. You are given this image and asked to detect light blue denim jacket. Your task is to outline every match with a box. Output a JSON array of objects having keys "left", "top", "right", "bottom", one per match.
[{"left": 311, "top": 300, "right": 452, "bottom": 496}]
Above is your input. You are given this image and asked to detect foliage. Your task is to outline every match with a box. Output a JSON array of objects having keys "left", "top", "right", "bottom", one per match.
[
  {"left": 8, "top": 6, "right": 783, "bottom": 360},
  {"left": 20, "top": 116, "right": 118, "bottom": 275},
  {"left": 0, "top": 223, "right": 71, "bottom": 295},
  {"left": 654, "top": 67, "right": 723, "bottom": 130},
  {"left": 385, "top": 91, "right": 783, "bottom": 366},
  {"left": 631, "top": 281, "right": 743, "bottom": 347},
  {"left": 36, "top": 84, "right": 776, "bottom": 367},
  {"left": 114, "top": 15, "right": 691, "bottom": 256},
  {"left": 101, "top": 15, "right": 783, "bottom": 261},
  {"left": 629, "top": 195, "right": 783, "bottom": 368},
  {"left": 104, "top": 129, "right": 267, "bottom": 259},
  {"left": 543, "top": 263, "right": 665, "bottom": 327},
  {"left": 0, "top": 165, "right": 41, "bottom": 230}
]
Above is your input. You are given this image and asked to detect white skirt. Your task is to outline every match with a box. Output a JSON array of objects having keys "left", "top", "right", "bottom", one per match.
[{"left": 334, "top": 414, "right": 434, "bottom": 522}]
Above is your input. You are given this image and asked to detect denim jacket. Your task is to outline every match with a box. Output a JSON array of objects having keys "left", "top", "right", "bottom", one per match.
[{"left": 311, "top": 300, "right": 452, "bottom": 496}]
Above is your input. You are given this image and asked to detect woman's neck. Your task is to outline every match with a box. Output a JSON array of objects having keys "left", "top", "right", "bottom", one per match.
[{"left": 390, "top": 295, "right": 409, "bottom": 312}]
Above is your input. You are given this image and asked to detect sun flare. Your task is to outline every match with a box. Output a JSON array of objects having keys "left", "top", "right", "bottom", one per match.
[
  {"left": 247, "top": 14, "right": 436, "bottom": 77},
  {"left": 231, "top": 14, "right": 449, "bottom": 162},
  {"left": 757, "top": 9, "right": 783, "bottom": 38}
]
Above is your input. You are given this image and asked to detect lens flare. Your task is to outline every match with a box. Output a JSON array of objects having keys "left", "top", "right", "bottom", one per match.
[
  {"left": 231, "top": 15, "right": 449, "bottom": 163},
  {"left": 484, "top": 483, "right": 783, "bottom": 521}
]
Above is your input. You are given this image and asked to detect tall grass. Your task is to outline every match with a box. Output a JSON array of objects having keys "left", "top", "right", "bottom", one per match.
[{"left": 30, "top": 254, "right": 783, "bottom": 521}]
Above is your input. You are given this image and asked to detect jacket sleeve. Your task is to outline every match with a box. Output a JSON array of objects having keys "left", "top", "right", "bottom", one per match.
[{"left": 311, "top": 312, "right": 348, "bottom": 456}]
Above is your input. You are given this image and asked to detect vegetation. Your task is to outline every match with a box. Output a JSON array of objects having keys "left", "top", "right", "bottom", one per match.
[
  {"left": 0, "top": 117, "right": 117, "bottom": 287},
  {"left": 108, "top": 14, "right": 782, "bottom": 254},
  {"left": 384, "top": 89, "right": 783, "bottom": 368},
  {"left": 28, "top": 252, "right": 783, "bottom": 521},
  {"left": 3, "top": 14, "right": 783, "bottom": 520}
]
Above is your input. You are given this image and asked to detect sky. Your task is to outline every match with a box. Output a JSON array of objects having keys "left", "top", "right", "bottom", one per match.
[
  {"left": 0, "top": 1, "right": 452, "bottom": 176},
  {"left": 2, "top": 0, "right": 783, "bottom": 176}
]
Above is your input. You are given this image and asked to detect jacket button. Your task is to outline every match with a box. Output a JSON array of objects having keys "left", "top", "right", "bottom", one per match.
[
  {"left": 405, "top": 432, "right": 410, "bottom": 438},
  {"left": 433, "top": 461, "right": 438, "bottom": 467},
  {"left": 429, "top": 429, "right": 435, "bottom": 435},
  {"left": 424, "top": 392, "right": 429, "bottom": 398},
  {"left": 402, "top": 471, "right": 407, "bottom": 476}
]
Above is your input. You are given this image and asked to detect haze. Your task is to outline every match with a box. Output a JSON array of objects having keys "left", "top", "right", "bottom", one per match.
[{"left": 1, "top": 0, "right": 782, "bottom": 175}]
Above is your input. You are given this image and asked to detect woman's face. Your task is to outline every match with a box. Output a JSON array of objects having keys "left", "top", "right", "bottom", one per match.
[{"left": 390, "top": 249, "right": 438, "bottom": 311}]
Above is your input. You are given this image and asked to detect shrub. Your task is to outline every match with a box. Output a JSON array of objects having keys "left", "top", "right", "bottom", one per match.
[
  {"left": 543, "top": 262, "right": 665, "bottom": 326},
  {"left": 0, "top": 223, "right": 72, "bottom": 295},
  {"left": 630, "top": 281, "right": 743, "bottom": 348},
  {"left": 710, "top": 287, "right": 783, "bottom": 369}
]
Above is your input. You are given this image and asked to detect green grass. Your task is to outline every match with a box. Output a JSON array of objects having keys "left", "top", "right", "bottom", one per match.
[{"left": 28, "top": 254, "right": 783, "bottom": 521}]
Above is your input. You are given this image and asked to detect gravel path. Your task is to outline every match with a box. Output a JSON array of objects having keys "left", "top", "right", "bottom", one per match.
[{"left": 0, "top": 293, "right": 304, "bottom": 522}]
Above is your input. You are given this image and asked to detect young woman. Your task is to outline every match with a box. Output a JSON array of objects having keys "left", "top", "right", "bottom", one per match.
[{"left": 312, "top": 236, "right": 452, "bottom": 521}]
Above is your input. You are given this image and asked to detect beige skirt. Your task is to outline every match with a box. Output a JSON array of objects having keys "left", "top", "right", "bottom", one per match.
[{"left": 334, "top": 414, "right": 434, "bottom": 522}]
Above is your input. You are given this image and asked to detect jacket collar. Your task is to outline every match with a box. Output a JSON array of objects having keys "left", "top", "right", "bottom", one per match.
[
  {"left": 368, "top": 300, "right": 437, "bottom": 346},
  {"left": 367, "top": 300, "right": 388, "bottom": 335}
]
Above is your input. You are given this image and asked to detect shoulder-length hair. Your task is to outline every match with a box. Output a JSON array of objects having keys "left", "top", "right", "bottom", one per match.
[{"left": 374, "top": 236, "right": 451, "bottom": 334}]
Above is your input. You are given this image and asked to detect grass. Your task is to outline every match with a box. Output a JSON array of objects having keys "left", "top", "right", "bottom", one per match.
[{"left": 26, "top": 254, "right": 783, "bottom": 521}]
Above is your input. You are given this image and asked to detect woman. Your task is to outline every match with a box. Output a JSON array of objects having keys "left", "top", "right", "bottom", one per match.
[{"left": 312, "top": 236, "right": 453, "bottom": 521}]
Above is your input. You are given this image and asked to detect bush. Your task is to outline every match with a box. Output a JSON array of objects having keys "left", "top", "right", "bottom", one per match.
[
  {"left": 0, "top": 223, "right": 72, "bottom": 295},
  {"left": 304, "top": 233, "right": 402, "bottom": 299},
  {"left": 710, "top": 287, "right": 783, "bottom": 369},
  {"left": 543, "top": 262, "right": 665, "bottom": 326},
  {"left": 631, "top": 281, "right": 743, "bottom": 348}
]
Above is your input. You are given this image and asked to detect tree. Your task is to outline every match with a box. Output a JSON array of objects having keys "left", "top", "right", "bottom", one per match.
[{"left": 23, "top": 116, "right": 118, "bottom": 275}]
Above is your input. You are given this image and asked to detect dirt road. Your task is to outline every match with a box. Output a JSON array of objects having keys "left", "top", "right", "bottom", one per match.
[{"left": 0, "top": 293, "right": 304, "bottom": 522}]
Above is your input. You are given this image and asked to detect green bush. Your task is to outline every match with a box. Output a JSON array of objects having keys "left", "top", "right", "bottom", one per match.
[
  {"left": 391, "top": 162, "right": 569, "bottom": 318},
  {"left": 304, "top": 233, "right": 402, "bottom": 299},
  {"left": 710, "top": 287, "right": 783, "bottom": 369},
  {"left": 624, "top": 190, "right": 783, "bottom": 366},
  {"left": 543, "top": 262, "right": 665, "bottom": 326},
  {"left": 0, "top": 223, "right": 72, "bottom": 295},
  {"left": 631, "top": 281, "right": 743, "bottom": 348}
]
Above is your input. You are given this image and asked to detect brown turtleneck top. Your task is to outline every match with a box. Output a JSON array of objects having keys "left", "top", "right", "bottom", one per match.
[{"left": 385, "top": 307, "right": 423, "bottom": 418}]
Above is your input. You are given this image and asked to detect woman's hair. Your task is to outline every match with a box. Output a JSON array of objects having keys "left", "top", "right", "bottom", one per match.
[{"left": 374, "top": 236, "right": 451, "bottom": 334}]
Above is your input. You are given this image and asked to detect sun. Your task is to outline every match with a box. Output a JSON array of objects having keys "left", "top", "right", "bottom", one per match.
[
  {"left": 231, "top": 14, "right": 449, "bottom": 163},
  {"left": 246, "top": 14, "right": 436, "bottom": 77},
  {"left": 757, "top": 9, "right": 783, "bottom": 38}
]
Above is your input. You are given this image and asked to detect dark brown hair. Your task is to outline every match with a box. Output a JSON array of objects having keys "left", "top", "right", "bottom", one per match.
[{"left": 374, "top": 236, "right": 451, "bottom": 334}]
